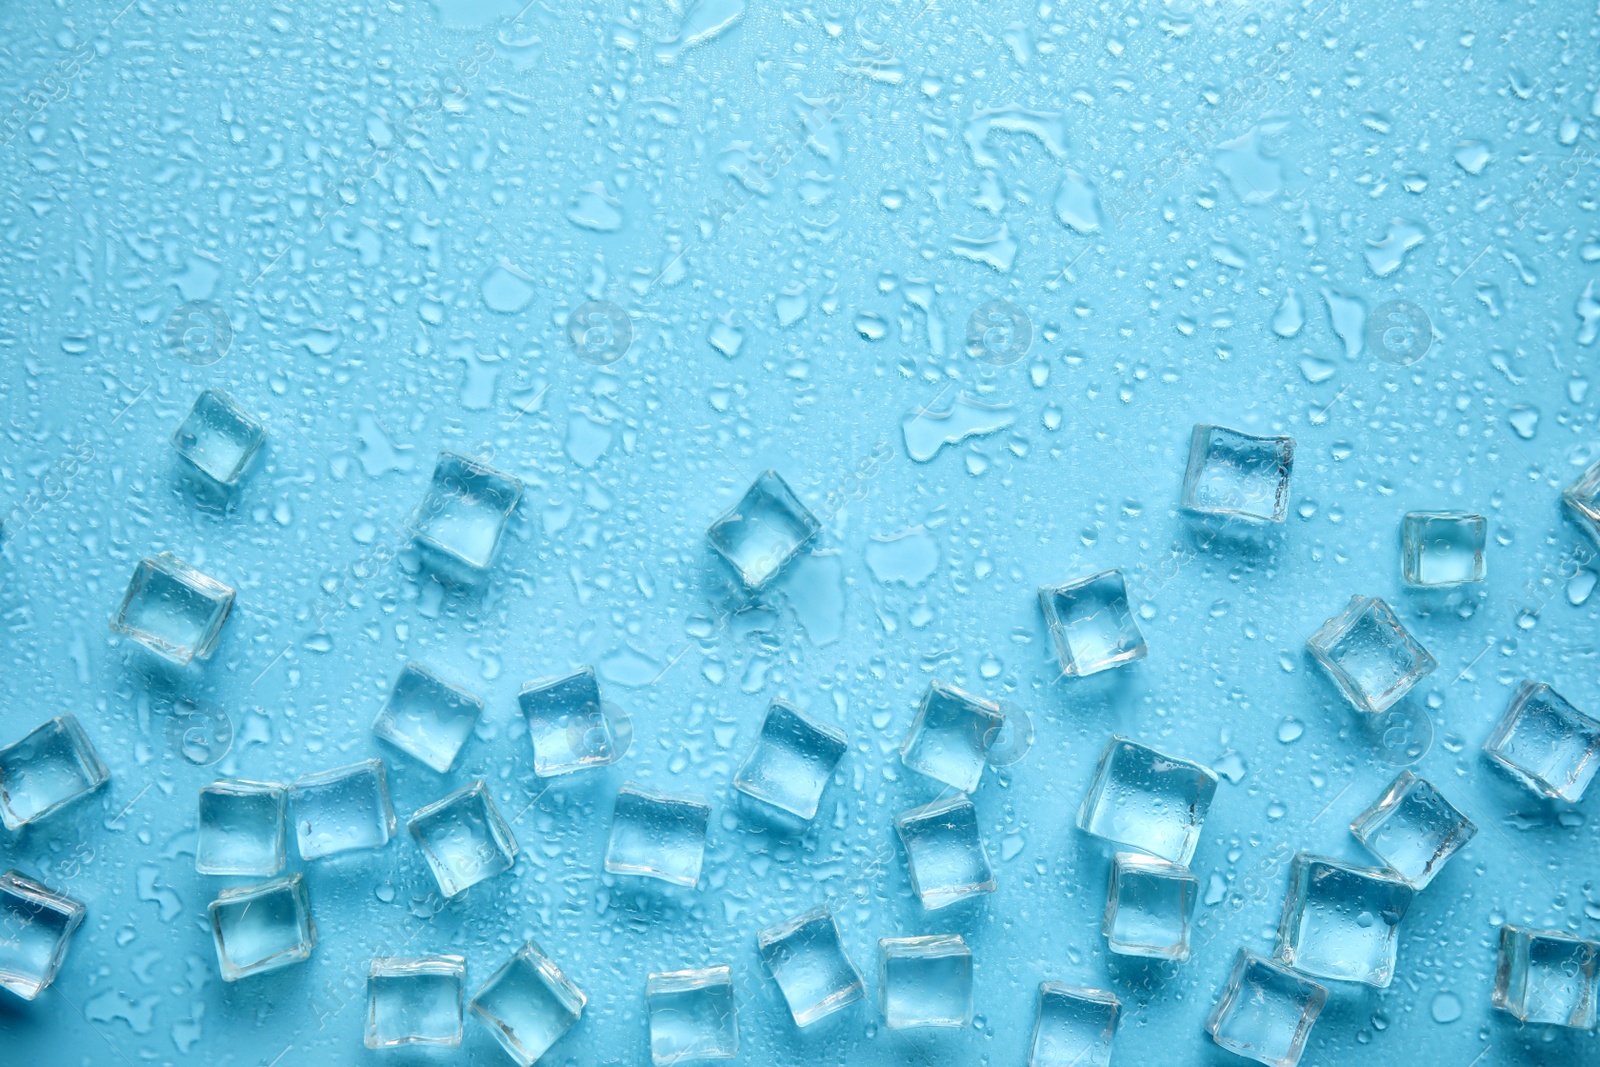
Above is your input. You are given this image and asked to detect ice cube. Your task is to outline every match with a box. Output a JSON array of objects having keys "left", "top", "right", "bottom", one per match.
[
  {"left": 646, "top": 966, "right": 738, "bottom": 1063},
  {"left": 1181, "top": 424, "right": 1295, "bottom": 523},
  {"left": 1348, "top": 771, "right": 1476, "bottom": 889},
  {"left": 519, "top": 667, "right": 620, "bottom": 777},
  {"left": 1027, "top": 983, "right": 1121, "bottom": 1067},
  {"left": 365, "top": 955, "right": 466, "bottom": 1049},
  {"left": 0, "top": 870, "right": 86, "bottom": 1000},
  {"left": 469, "top": 940, "right": 586, "bottom": 1066},
  {"left": 757, "top": 907, "right": 864, "bottom": 1027},
  {"left": 371, "top": 661, "right": 483, "bottom": 773},
  {"left": 1103, "top": 852, "right": 1197, "bottom": 960},
  {"left": 290, "top": 758, "right": 396, "bottom": 860},
  {"left": 1273, "top": 853, "right": 1414, "bottom": 987},
  {"left": 1562, "top": 457, "right": 1600, "bottom": 548},
  {"left": 170, "top": 388, "right": 265, "bottom": 487},
  {"left": 894, "top": 793, "right": 996, "bottom": 911},
  {"left": 733, "top": 699, "right": 846, "bottom": 821},
  {"left": 0, "top": 714, "right": 110, "bottom": 830},
  {"left": 1306, "top": 595, "right": 1436, "bottom": 714},
  {"left": 604, "top": 783, "right": 710, "bottom": 888},
  {"left": 410, "top": 450, "right": 522, "bottom": 578},
  {"left": 407, "top": 779, "right": 520, "bottom": 898},
  {"left": 196, "top": 778, "right": 287, "bottom": 877},
  {"left": 878, "top": 934, "right": 972, "bottom": 1030},
  {"left": 207, "top": 873, "right": 316, "bottom": 981},
  {"left": 1483, "top": 681, "right": 1600, "bottom": 802},
  {"left": 1076, "top": 736, "right": 1218, "bottom": 865},
  {"left": 1400, "top": 511, "right": 1486, "bottom": 586},
  {"left": 1205, "top": 948, "right": 1328, "bottom": 1067},
  {"left": 899, "top": 680, "right": 1003, "bottom": 794},
  {"left": 1493, "top": 925, "right": 1599, "bottom": 1030},
  {"left": 706, "top": 469, "right": 819, "bottom": 590},
  {"left": 1038, "top": 569, "right": 1148, "bottom": 678},
  {"left": 109, "top": 553, "right": 235, "bottom": 665}
]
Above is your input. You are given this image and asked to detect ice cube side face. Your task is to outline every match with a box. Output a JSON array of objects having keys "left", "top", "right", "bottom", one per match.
[
  {"left": 1076, "top": 736, "right": 1219, "bottom": 865},
  {"left": 365, "top": 955, "right": 466, "bottom": 1049},
  {"left": 1562, "top": 458, "right": 1600, "bottom": 548},
  {"left": 646, "top": 966, "right": 739, "bottom": 1064},
  {"left": 1272, "top": 853, "right": 1415, "bottom": 988},
  {"left": 1348, "top": 771, "right": 1476, "bottom": 889},
  {"left": 208, "top": 873, "right": 316, "bottom": 981},
  {"left": 1038, "top": 569, "right": 1147, "bottom": 677},
  {"left": 290, "top": 759, "right": 397, "bottom": 860},
  {"left": 197, "top": 778, "right": 288, "bottom": 876},
  {"left": 1028, "top": 983, "right": 1121, "bottom": 1067},
  {"left": 733, "top": 700, "right": 846, "bottom": 820},
  {"left": 109, "top": 555, "right": 236, "bottom": 665},
  {"left": 756, "top": 907, "right": 864, "bottom": 1027},
  {"left": 1306, "top": 595, "right": 1436, "bottom": 714},
  {"left": 411, "top": 451, "right": 523, "bottom": 573},
  {"left": 1181, "top": 424, "right": 1295, "bottom": 523},
  {"left": 407, "top": 780, "right": 520, "bottom": 898},
  {"left": 894, "top": 794, "right": 996, "bottom": 911},
  {"left": 1483, "top": 681, "right": 1600, "bottom": 803},
  {"left": 1205, "top": 948, "right": 1328, "bottom": 1067},
  {"left": 603, "top": 783, "right": 710, "bottom": 888},
  {"left": 469, "top": 941, "right": 586, "bottom": 1066},
  {"left": 372, "top": 661, "right": 484, "bottom": 773},
  {"left": 878, "top": 935, "right": 973, "bottom": 1030},
  {"left": 519, "top": 667, "right": 618, "bottom": 777},
  {"left": 0, "top": 870, "right": 87, "bottom": 1000},
  {"left": 1492, "top": 925, "right": 1599, "bottom": 1030},
  {"left": 1400, "top": 511, "right": 1486, "bottom": 586},
  {"left": 171, "top": 389, "right": 265, "bottom": 486},
  {"left": 0, "top": 714, "right": 111, "bottom": 830},
  {"left": 899, "top": 680, "right": 1003, "bottom": 794},
  {"left": 706, "top": 470, "right": 820, "bottom": 590},
  {"left": 1102, "top": 852, "right": 1197, "bottom": 960}
]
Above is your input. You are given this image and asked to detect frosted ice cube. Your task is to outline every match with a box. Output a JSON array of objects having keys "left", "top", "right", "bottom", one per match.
[
  {"left": 1076, "top": 736, "right": 1218, "bottom": 865},
  {"left": 1103, "top": 852, "right": 1197, "bottom": 960},
  {"left": 706, "top": 469, "right": 819, "bottom": 589},
  {"left": 899, "top": 680, "right": 1003, "bottom": 794},
  {"left": 733, "top": 699, "right": 846, "bottom": 821},
  {"left": 894, "top": 794, "right": 996, "bottom": 911},
  {"left": 171, "top": 389, "right": 265, "bottom": 487},
  {"left": 604, "top": 783, "right": 710, "bottom": 888},
  {"left": 1205, "top": 948, "right": 1328, "bottom": 1067},
  {"left": 365, "top": 955, "right": 465, "bottom": 1049},
  {"left": 1562, "top": 457, "right": 1600, "bottom": 548},
  {"left": 1038, "top": 569, "right": 1147, "bottom": 677},
  {"left": 0, "top": 714, "right": 110, "bottom": 830},
  {"left": 1348, "top": 771, "right": 1476, "bottom": 889},
  {"left": 290, "top": 758, "right": 396, "bottom": 860},
  {"left": 372, "top": 661, "right": 483, "bottom": 773},
  {"left": 519, "top": 667, "right": 620, "bottom": 777},
  {"left": 1400, "top": 511, "right": 1486, "bottom": 586},
  {"left": 109, "top": 554, "right": 235, "bottom": 665},
  {"left": 207, "top": 873, "right": 316, "bottom": 981},
  {"left": 469, "top": 940, "right": 586, "bottom": 1066},
  {"left": 878, "top": 934, "right": 972, "bottom": 1030},
  {"left": 1181, "top": 424, "right": 1295, "bottom": 523},
  {"left": 1483, "top": 681, "right": 1600, "bottom": 802},
  {"left": 410, "top": 450, "right": 522, "bottom": 577},
  {"left": 1493, "top": 925, "right": 1598, "bottom": 1030},
  {"left": 407, "top": 779, "right": 519, "bottom": 898},
  {"left": 756, "top": 907, "right": 864, "bottom": 1027},
  {"left": 1273, "top": 853, "right": 1414, "bottom": 987},
  {"left": 196, "top": 778, "right": 287, "bottom": 877},
  {"left": 0, "top": 870, "right": 86, "bottom": 1000},
  {"left": 1028, "top": 983, "right": 1121, "bottom": 1067},
  {"left": 646, "top": 965, "right": 738, "bottom": 1064},
  {"left": 1306, "top": 595, "right": 1436, "bottom": 714}
]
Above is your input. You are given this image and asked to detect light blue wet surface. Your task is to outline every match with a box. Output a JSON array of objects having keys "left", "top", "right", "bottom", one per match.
[{"left": 1, "top": 0, "right": 1599, "bottom": 1064}]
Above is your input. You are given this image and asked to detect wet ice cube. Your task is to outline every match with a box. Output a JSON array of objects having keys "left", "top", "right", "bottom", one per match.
[
  {"left": 1306, "top": 595, "right": 1436, "bottom": 714},
  {"left": 1273, "top": 853, "right": 1414, "bottom": 987},
  {"left": 372, "top": 661, "right": 483, "bottom": 773},
  {"left": 1028, "top": 983, "right": 1121, "bottom": 1067},
  {"left": 1493, "top": 925, "right": 1599, "bottom": 1030},
  {"left": 878, "top": 934, "right": 972, "bottom": 1030},
  {"left": 290, "top": 758, "right": 396, "bottom": 860},
  {"left": 0, "top": 714, "right": 110, "bottom": 830},
  {"left": 1076, "top": 736, "right": 1218, "bottom": 865},
  {"left": 410, "top": 450, "right": 522, "bottom": 575},
  {"left": 1400, "top": 511, "right": 1486, "bottom": 586},
  {"left": 706, "top": 469, "right": 819, "bottom": 590},
  {"left": 109, "top": 553, "right": 235, "bottom": 665},
  {"left": 519, "top": 667, "right": 619, "bottom": 777},
  {"left": 1349, "top": 771, "right": 1476, "bottom": 889},
  {"left": 899, "top": 680, "right": 1003, "bottom": 793},
  {"left": 1562, "top": 457, "right": 1600, "bottom": 548},
  {"left": 733, "top": 699, "right": 846, "bottom": 820},
  {"left": 171, "top": 389, "right": 265, "bottom": 486},
  {"left": 196, "top": 778, "right": 287, "bottom": 877},
  {"left": 1205, "top": 948, "right": 1328, "bottom": 1067},
  {"left": 1103, "top": 852, "right": 1197, "bottom": 960},
  {"left": 1181, "top": 424, "right": 1295, "bottom": 523},
  {"left": 604, "top": 783, "right": 710, "bottom": 888},
  {"left": 0, "top": 870, "right": 86, "bottom": 1000},
  {"left": 894, "top": 793, "right": 996, "bottom": 911},
  {"left": 1483, "top": 681, "right": 1600, "bottom": 803},
  {"left": 407, "top": 779, "right": 519, "bottom": 898},
  {"left": 756, "top": 906, "right": 864, "bottom": 1027},
  {"left": 1038, "top": 569, "right": 1147, "bottom": 677},
  {"left": 207, "top": 873, "right": 316, "bottom": 981},
  {"left": 365, "top": 955, "right": 465, "bottom": 1049},
  {"left": 469, "top": 940, "right": 586, "bottom": 1066},
  {"left": 646, "top": 966, "right": 738, "bottom": 1064}
]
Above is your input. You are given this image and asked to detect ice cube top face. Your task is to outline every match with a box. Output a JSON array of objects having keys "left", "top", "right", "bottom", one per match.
[
  {"left": 894, "top": 794, "right": 996, "bottom": 911},
  {"left": 0, "top": 714, "right": 110, "bottom": 830},
  {"left": 1273, "top": 853, "right": 1414, "bottom": 987},
  {"left": 1038, "top": 570, "right": 1147, "bottom": 678},
  {"left": 469, "top": 941, "right": 586, "bottom": 1067},
  {"left": 604, "top": 783, "right": 710, "bottom": 888},
  {"left": 208, "top": 873, "right": 316, "bottom": 982},
  {"left": 110, "top": 554, "right": 235, "bottom": 665},
  {"left": 646, "top": 966, "right": 738, "bottom": 1064},
  {"left": 412, "top": 451, "right": 522, "bottom": 572},
  {"left": 899, "top": 680, "right": 1003, "bottom": 794},
  {"left": 756, "top": 907, "right": 864, "bottom": 1027},
  {"left": 733, "top": 700, "right": 846, "bottom": 821},
  {"left": 1103, "top": 852, "right": 1197, "bottom": 960},
  {"left": 196, "top": 779, "right": 287, "bottom": 877},
  {"left": 1348, "top": 771, "right": 1476, "bottom": 890},
  {"left": 1307, "top": 595, "right": 1436, "bottom": 714},
  {"left": 365, "top": 956, "right": 466, "bottom": 1050},
  {"left": 1076, "top": 737, "right": 1219, "bottom": 865},
  {"left": 1181, "top": 424, "right": 1295, "bottom": 523},
  {"left": 372, "top": 661, "right": 483, "bottom": 773},
  {"left": 706, "top": 469, "right": 820, "bottom": 590},
  {"left": 171, "top": 389, "right": 265, "bottom": 486},
  {"left": 878, "top": 935, "right": 972, "bottom": 1030},
  {"left": 1484, "top": 681, "right": 1600, "bottom": 803},
  {"left": 519, "top": 667, "right": 618, "bottom": 777},
  {"left": 1205, "top": 948, "right": 1328, "bottom": 1067},
  {"left": 1028, "top": 983, "right": 1121, "bottom": 1067},
  {"left": 0, "top": 871, "right": 86, "bottom": 1001},
  {"left": 290, "top": 759, "right": 396, "bottom": 860},
  {"left": 1493, "top": 925, "right": 1599, "bottom": 1030},
  {"left": 407, "top": 780, "right": 519, "bottom": 898},
  {"left": 1400, "top": 511, "right": 1486, "bottom": 586},
  {"left": 1562, "top": 458, "right": 1600, "bottom": 547}
]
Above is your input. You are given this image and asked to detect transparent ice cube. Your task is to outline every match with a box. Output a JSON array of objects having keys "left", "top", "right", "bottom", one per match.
[
  {"left": 1028, "top": 982, "right": 1121, "bottom": 1067},
  {"left": 1562, "top": 457, "right": 1600, "bottom": 548},
  {"left": 109, "top": 553, "right": 235, "bottom": 665},
  {"left": 0, "top": 714, "right": 110, "bottom": 830},
  {"left": 410, "top": 450, "right": 522, "bottom": 577},
  {"left": 706, "top": 469, "right": 819, "bottom": 590},
  {"left": 0, "top": 870, "right": 86, "bottom": 1000},
  {"left": 372, "top": 661, "right": 483, "bottom": 773},
  {"left": 733, "top": 699, "right": 846, "bottom": 821},
  {"left": 1273, "top": 853, "right": 1414, "bottom": 987},
  {"left": 1306, "top": 595, "right": 1436, "bottom": 714},
  {"left": 1181, "top": 424, "right": 1295, "bottom": 523},
  {"left": 1038, "top": 569, "right": 1147, "bottom": 677},
  {"left": 1493, "top": 925, "right": 1599, "bottom": 1030},
  {"left": 1103, "top": 852, "right": 1197, "bottom": 960},
  {"left": 519, "top": 667, "right": 620, "bottom": 777},
  {"left": 646, "top": 965, "right": 738, "bottom": 1064},
  {"left": 878, "top": 934, "right": 972, "bottom": 1030},
  {"left": 469, "top": 940, "right": 586, "bottom": 1066},
  {"left": 1076, "top": 736, "right": 1218, "bottom": 865},
  {"left": 604, "top": 783, "right": 710, "bottom": 888},
  {"left": 756, "top": 907, "right": 864, "bottom": 1027},
  {"left": 196, "top": 778, "right": 287, "bottom": 877},
  {"left": 1483, "top": 681, "right": 1600, "bottom": 802},
  {"left": 1348, "top": 770, "right": 1476, "bottom": 889},
  {"left": 894, "top": 793, "right": 996, "bottom": 911},
  {"left": 407, "top": 779, "right": 519, "bottom": 898},
  {"left": 1205, "top": 948, "right": 1328, "bottom": 1067},
  {"left": 365, "top": 955, "right": 465, "bottom": 1049},
  {"left": 899, "top": 680, "right": 1003, "bottom": 794},
  {"left": 1400, "top": 511, "right": 1486, "bottom": 586},
  {"left": 207, "top": 873, "right": 316, "bottom": 981},
  {"left": 290, "top": 758, "right": 396, "bottom": 860},
  {"left": 171, "top": 389, "right": 265, "bottom": 487}
]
